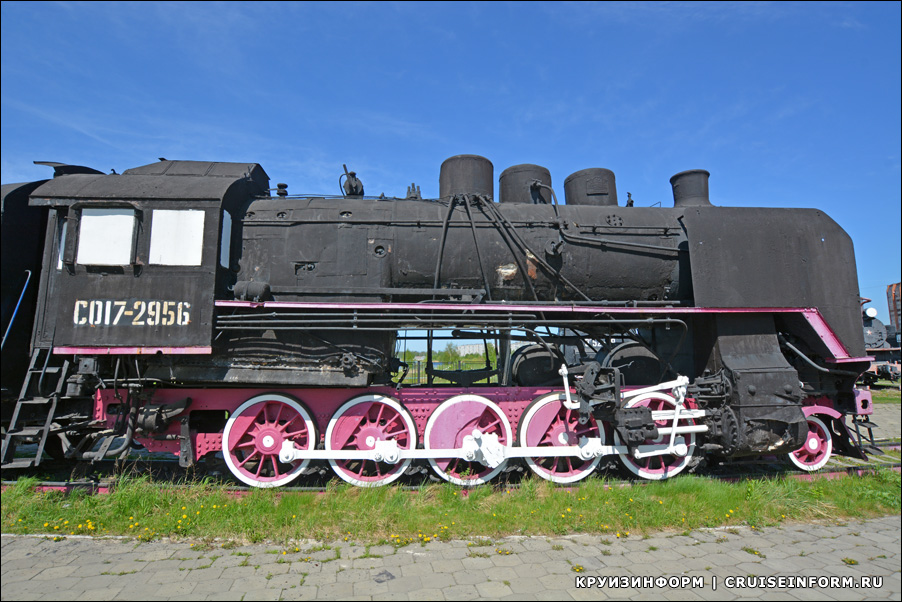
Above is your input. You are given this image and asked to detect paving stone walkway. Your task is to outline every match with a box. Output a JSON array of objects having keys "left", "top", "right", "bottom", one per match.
[
  {"left": 870, "top": 402, "right": 901, "bottom": 441},
  {"left": 2, "top": 515, "right": 899, "bottom": 601}
]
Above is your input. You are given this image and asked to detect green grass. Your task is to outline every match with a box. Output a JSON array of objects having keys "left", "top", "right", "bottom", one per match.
[
  {"left": 2, "top": 470, "right": 899, "bottom": 544},
  {"left": 870, "top": 383, "right": 901, "bottom": 404}
]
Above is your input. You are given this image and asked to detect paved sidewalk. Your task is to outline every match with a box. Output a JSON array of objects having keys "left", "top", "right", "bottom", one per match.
[
  {"left": 2, "top": 515, "right": 899, "bottom": 601},
  {"left": 871, "top": 402, "right": 901, "bottom": 441}
]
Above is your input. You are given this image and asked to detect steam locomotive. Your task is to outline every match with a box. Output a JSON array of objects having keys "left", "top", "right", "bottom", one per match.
[{"left": 0, "top": 155, "right": 877, "bottom": 486}]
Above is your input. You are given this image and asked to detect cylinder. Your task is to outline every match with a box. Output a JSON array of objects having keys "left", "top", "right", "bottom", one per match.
[
  {"left": 564, "top": 168, "right": 618, "bottom": 206},
  {"left": 499, "top": 164, "right": 552, "bottom": 204},
  {"left": 670, "top": 169, "right": 712, "bottom": 207},
  {"left": 439, "top": 155, "right": 493, "bottom": 200}
]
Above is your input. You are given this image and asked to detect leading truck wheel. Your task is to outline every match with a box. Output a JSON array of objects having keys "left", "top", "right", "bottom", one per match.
[
  {"left": 787, "top": 415, "right": 833, "bottom": 471},
  {"left": 615, "top": 392, "right": 696, "bottom": 481},
  {"left": 223, "top": 394, "right": 317, "bottom": 488},
  {"left": 326, "top": 395, "right": 416, "bottom": 487},
  {"left": 518, "top": 392, "right": 603, "bottom": 484}
]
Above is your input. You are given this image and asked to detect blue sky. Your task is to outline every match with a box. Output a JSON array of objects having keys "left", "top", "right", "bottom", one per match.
[{"left": 2, "top": 1, "right": 900, "bottom": 323}]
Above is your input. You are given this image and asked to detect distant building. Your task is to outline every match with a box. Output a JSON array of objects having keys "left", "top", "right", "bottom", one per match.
[
  {"left": 456, "top": 343, "right": 485, "bottom": 356},
  {"left": 888, "top": 283, "right": 901, "bottom": 332},
  {"left": 456, "top": 341, "right": 527, "bottom": 356}
]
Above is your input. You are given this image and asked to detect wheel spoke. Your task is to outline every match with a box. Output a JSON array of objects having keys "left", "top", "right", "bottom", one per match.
[{"left": 237, "top": 450, "right": 258, "bottom": 467}]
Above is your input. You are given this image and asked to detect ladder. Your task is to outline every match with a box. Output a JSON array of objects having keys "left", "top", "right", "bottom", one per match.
[
  {"left": 1, "top": 347, "right": 69, "bottom": 469},
  {"left": 850, "top": 415, "right": 884, "bottom": 457}
]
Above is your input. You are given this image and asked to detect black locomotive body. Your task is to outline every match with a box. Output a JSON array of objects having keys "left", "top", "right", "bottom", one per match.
[{"left": 0, "top": 155, "right": 876, "bottom": 486}]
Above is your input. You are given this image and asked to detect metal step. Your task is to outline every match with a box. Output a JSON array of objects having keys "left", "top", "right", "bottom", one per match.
[
  {"left": 854, "top": 420, "right": 879, "bottom": 429},
  {"left": 863, "top": 445, "right": 885, "bottom": 456},
  {"left": 1, "top": 459, "right": 37, "bottom": 470},
  {"left": 7, "top": 427, "right": 45, "bottom": 437},
  {"left": 18, "top": 397, "right": 55, "bottom": 406}
]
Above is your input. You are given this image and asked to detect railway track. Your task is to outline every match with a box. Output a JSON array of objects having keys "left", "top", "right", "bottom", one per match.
[{"left": 3, "top": 441, "right": 898, "bottom": 494}]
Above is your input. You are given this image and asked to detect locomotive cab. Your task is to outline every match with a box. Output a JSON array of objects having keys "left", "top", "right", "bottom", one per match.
[{"left": 26, "top": 160, "right": 268, "bottom": 356}]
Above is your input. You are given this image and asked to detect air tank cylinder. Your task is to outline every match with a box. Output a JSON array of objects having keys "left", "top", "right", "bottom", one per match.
[
  {"left": 564, "top": 168, "right": 618, "bottom": 206},
  {"left": 670, "top": 169, "right": 712, "bottom": 207},
  {"left": 439, "top": 155, "right": 494, "bottom": 200},
  {"left": 499, "top": 164, "right": 552, "bottom": 204}
]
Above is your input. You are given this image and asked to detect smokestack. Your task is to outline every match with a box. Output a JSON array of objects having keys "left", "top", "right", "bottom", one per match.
[{"left": 670, "top": 169, "right": 712, "bottom": 207}]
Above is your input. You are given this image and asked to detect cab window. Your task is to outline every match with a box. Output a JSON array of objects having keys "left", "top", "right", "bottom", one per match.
[
  {"left": 149, "top": 209, "right": 205, "bottom": 266},
  {"left": 76, "top": 208, "right": 136, "bottom": 265}
]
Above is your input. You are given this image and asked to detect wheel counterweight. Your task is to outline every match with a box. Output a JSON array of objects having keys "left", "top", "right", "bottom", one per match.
[{"left": 425, "top": 395, "right": 513, "bottom": 486}]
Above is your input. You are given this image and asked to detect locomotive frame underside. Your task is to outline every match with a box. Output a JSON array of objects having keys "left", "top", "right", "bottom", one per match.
[{"left": 7, "top": 300, "right": 874, "bottom": 488}]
